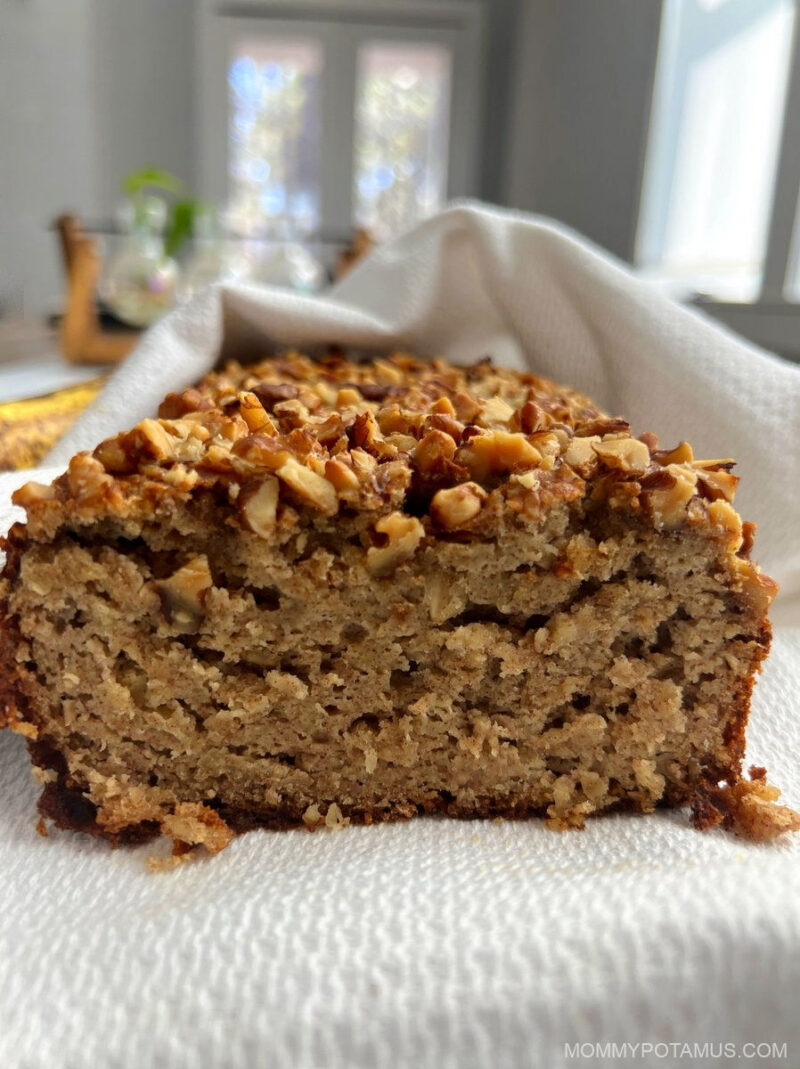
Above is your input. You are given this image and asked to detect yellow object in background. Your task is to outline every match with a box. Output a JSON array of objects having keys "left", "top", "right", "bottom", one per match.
[{"left": 0, "top": 378, "right": 105, "bottom": 471}]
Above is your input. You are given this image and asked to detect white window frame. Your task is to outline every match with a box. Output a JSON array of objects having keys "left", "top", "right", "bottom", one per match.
[
  {"left": 195, "top": 0, "right": 484, "bottom": 241},
  {"left": 635, "top": 0, "right": 800, "bottom": 360}
]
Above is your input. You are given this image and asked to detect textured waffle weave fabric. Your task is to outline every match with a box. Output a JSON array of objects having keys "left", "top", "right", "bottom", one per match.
[{"left": 1, "top": 204, "right": 799, "bottom": 1069}]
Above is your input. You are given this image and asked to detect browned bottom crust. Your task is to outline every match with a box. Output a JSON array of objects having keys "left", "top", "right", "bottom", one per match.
[{"left": 31, "top": 734, "right": 799, "bottom": 855}]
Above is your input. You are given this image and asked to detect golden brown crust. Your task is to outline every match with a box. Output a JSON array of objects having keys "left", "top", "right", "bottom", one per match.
[{"left": 691, "top": 765, "right": 800, "bottom": 841}]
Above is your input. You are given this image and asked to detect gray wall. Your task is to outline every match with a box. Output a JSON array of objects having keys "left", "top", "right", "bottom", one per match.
[
  {"left": 479, "top": 0, "right": 523, "bottom": 204},
  {"left": 505, "top": 0, "right": 663, "bottom": 262},
  {"left": 0, "top": 0, "right": 100, "bottom": 318},
  {"left": 93, "top": 1, "right": 195, "bottom": 222},
  {"left": 0, "top": 0, "right": 195, "bottom": 318}
]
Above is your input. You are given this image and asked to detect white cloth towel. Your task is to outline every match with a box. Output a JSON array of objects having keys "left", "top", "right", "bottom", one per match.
[{"left": 1, "top": 203, "right": 799, "bottom": 1069}]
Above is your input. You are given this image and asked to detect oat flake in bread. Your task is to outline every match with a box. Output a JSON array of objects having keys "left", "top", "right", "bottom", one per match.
[{"left": 2, "top": 351, "right": 798, "bottom": 856}]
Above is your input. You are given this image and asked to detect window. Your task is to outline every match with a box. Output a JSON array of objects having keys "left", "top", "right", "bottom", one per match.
[
  {"left": 636, "top": 0, "right": 800, "bottom": 356},
  {"left": 227, "top": 40, "right": 323, "bottom": 238},
  {"left": 198, "top": 3, "right": 482, "bottom": 245},
  {"left": 353, "top": 43, "right": 452, "bottom": 241},
  {"left": 637, "top": 0, "right": 796, "bottom": 299}
]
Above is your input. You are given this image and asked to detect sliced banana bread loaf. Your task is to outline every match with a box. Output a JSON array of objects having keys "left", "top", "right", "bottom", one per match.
[{"left": 2, "top": 352, "right": 794, "bottom": 852}]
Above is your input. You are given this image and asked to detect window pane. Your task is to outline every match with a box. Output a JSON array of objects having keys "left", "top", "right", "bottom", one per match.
[
  {"left": 228, "top": 39, "right": 322, "bottom": 237},
  {"left": 353, "top": 43, "right": 452, "bottom": 241},
  {"left": 636, "top": 0, "right": 795, "bottom": 300}
]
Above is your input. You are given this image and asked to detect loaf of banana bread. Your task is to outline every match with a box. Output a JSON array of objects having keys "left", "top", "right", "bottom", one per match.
[{"left": 1, "top": 352, "right": 795, "bottom": 853}]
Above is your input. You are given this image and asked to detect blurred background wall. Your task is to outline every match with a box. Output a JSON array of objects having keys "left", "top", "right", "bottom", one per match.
[
  {"left": 0, "top": 0, "right": 663, "bottom": 316},
  {"left": 2, "top": 0, "right": 799, "bottom": 360}
]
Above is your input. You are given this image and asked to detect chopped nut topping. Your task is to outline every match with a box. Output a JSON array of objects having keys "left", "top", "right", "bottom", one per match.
[
  {"left": 276, "top": 457, "right": 338, "bottom": 514},
  {"left": 252, "top": 382, "right": 299, "bottom": 409},
  {"left": 415, "top": 429, "right": 457, "bottom": 472},
  {"left": 478, "top": 396, "right": 515, "bottom": 426},
  {"left": 452, "top": 391, "right": 482, "bottom": 423},
  {"left": 574, "top": 417, "right": 630, "bottom": 438},
  {"left": 653, "top": 441, "right": 694, "bottom": 466},
  {"left": 512, "top": 400, "right": 546, "bottom": 434},
  {"left": 696, "top": 467, "right": 738, "bottom": 503},
  {"left": 10, "top": 350, "right": 758, "bottom": 567},
  {"left": 458, "top": 430, "right": 541, "bottom": 481},
  {"left": 644, "top": 464, "right": 698, "bottom": 528},
  {"left": 564, "top": 435, "right": 601, "bottom": 472},
  {"left": 708, "top": 498, "right": 743, "bottom": 547},
  {"left": 430, "top": 482, "right": 487, "bottom": 529},
  {"left": 384, "top": 432, "right": 418, "bottom": 453},
  {"left": 238, "top": 391, "right": 275, "bottom": 434},
  {"left": 431, "top": 396, "right": 456, "bottom": 417},
  {"left": 137, "top": 418, "right": 174, "bottom": 460},
  {"left": 366, "top": 512, "right": 424, "bottom": 576},
  {"left": 324, "top": 458, "right": 360, "bottom": 495},
  {"left": 239, "top": 478, "right": 279, "bottom": 538},
  {"left": 593, "top": 436, "right": 650, "bottom": 474},
  {"left": 12, "top": 481, "right": 57, "bottom": 507},
  {"left": 66, "top": 454, "right": 119, "bottom": 505},
  {"left": 232, "top": 433, "right": 292, "bottom": 472},
  {"left": 374, "top": 359, "right": 405, "bottom": 386},
  {"left": 336, "top": 386, "right": 363, "bottom": 407}
]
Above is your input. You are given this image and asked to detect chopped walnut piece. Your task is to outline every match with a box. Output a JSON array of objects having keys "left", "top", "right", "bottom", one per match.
[
  {"left": 158, "top": 387, "right": 214, "bottom": 419},
  {"left": 512, "top": 400, "right": 546, "bottom": 434},
  {"left": 238, "top": 391, "right": 275, "bottom": 434},
  {"left": 373, "top": 359, "right": 405, "bottom": 386},
  {"left": 644, "top": 464, "right": 698, "bottom": 528},
  {"left": 376, "top": 405, "right": 425, "bottom": 437},
  {"left": 66, "top": 454, "right": 119, "bottom": 506},
  {"left": 232, "top": 433, "right": 292, "bottom": 472},
  {"left": 593, "top": 436, "right": 650, "bottom": 474},
  {"left": 458, "top": 430, "right": 541, "bottom": 481},
  {"left": 276, "top": 456, "right": 338, "bottom": 514},
  {"left": 452, "top": 391, "right": 482, "bottom": 423},
  {"left": 252, "top": 382, "right": 299, "bottom": 409},
  {"left": 324, "top": 457, "right": 360, "bottom": 495},
  {"left": 366, "top": 512, "right": 425, "bottom": 576},
  {"left": 11, "top": 481, "right": 57, "bottom": 508},
  {"left": 431, "top": 396, "right": 456, "bottom": 417},
  {"left": 350, "top": 449, "right": 377, "bottom": 475},
  {"left": 93, "top": 436, "right": 134, "bottom": 474},
  {"left": 273, "top": 398, "right": 311, "bottom": 429},
  {"left": 384, "top": 432, "right": 418, "bottom": 454},
  {"left": 348, "top": 411, "right": 380, "bottom": 452},
  {"left": 564, "top": 435, "right": 601, "bottom": 473},
  {"left": 653, "top": 441, "right": 694, "bottom": 466},
  {"left": 707, "top": 499, "right": 743, "bottom": 548},
  {"left": 430, "top": 482, "right": 487, "bottom": 530},
  {"left": 239, "top": 478, "right": 279, "bottom": 538},
  {"left": 478, "top": 396, "right": 515, "bottom": 426},
  {"left": 336, "top": 386, "right": 363, "bottom": 407},
  {"left": 137, "top": 418, "right": 174, "bottom": 461},
  {"left": 156, "top": 556, "right": 213, "bottom": 633},
  {"left": 731, "top": 560, "right": 778, "bottom": 614},
  {"left": 696, "top": 467, "right": 738, "bottom": 503},
  {"left": 415, "top": 429, "right": 457, "bottom": 472},
  {"left": 574, "top": 417, "right": 630, "bottom": 438}
]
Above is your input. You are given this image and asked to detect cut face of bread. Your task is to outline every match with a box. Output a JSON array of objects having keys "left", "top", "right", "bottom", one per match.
[{"left": 0, "top": 353, "right": 785, "bottom": 851}]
